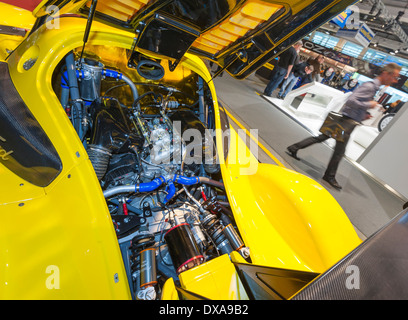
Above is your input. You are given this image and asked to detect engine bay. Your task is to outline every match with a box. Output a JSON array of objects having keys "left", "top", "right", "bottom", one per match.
[{"left": 52, "top": 46, "right": 250, "bottom": 300}]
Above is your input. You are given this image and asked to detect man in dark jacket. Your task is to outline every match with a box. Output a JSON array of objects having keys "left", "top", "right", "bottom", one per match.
[
  {"left": 286, "top": 63, "right": 401, "bottom": 190},
  {"left": 277, "top": 63, "right": 314, "bottom": 99},
  {"left": 263, "top": 40, "right": 303, "bottom": 96}
]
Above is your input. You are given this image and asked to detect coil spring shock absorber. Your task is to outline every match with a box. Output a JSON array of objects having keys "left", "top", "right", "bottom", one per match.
[
  {"left": 202, "top": 199, "right": 250, "bottom": 259},
  {"left": 130, "top": 233, "right": 157, "bottom": 300},
  {"left": 201, "top": 213, "right": 234, "bottom": 256}
]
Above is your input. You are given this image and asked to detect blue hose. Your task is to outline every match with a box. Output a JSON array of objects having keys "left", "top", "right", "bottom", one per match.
[
  {"left": 136, "top": 176, "right": 166, "bottom": 193},
  {"left": 102, "top": 69, "right": 123, "bottom": 80},
  {"left": 164, "top": 180, "right": 176, "bottom": 203},
  {"left": 103, "top": 175, "right": 223, "bottom": 198},
  {"left": 173, "top": 175, "right": 200, "bottom": 185},
  {"left": 61, "top": 68, "right": 120, "bottom": 89}
]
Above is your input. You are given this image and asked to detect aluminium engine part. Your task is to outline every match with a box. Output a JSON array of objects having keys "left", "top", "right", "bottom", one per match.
[
  {"left": 147, "top": 114, "right": 184, "bottom": 166},
  {"left": 78, "top": 58, "right": 104, "bottom": 101},
  {"left": 170, "top": 109, "right": 219, "bottom": 174},
  {"left": 184, "top": 210, "right": 207, "bottom": 250},
  {"left": 164, "top": 223, "right": 204, "bottom": 275}
]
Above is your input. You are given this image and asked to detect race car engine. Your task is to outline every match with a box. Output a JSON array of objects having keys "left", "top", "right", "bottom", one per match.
[{"left": 54, "top": 49, "right": 249, "bottom": 300}]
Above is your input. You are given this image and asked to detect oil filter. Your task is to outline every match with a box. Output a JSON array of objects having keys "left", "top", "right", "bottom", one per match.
[{"left": 164, "top": 223, "right": 204, "bottom": 274}]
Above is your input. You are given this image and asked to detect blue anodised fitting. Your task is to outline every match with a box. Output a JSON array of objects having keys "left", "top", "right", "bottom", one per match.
[
  {"left": 102, "top": 69, "right": 123, "bottom": 80},
  {"left": 173, "top": 175, "right": 200, "bottom": 186},
  {"left": 164, "top": 180, "right": 176, "bottom": 204},
  {"left": 136, "top": 176, "right": 166, "bottom": 193}
]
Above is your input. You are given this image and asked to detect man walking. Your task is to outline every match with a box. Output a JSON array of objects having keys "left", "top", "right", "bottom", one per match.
[
  {"left": 286, "top": 63, "right": 401, "bottom": 190},
  {"left": 263, "top": 40, "right": 303, "bottom": 97}
]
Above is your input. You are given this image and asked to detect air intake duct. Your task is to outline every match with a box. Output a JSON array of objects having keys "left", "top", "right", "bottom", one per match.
[
  {"left": 87, "top": 97, "right": 144, "bottom": 180},
  {"left": 87, "top": 145, "right": 111, "bottom": 180}
]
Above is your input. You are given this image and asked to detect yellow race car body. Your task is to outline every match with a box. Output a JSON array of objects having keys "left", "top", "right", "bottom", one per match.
[{"left": 0, "top": 0, "right": 360, "bottom": 300}]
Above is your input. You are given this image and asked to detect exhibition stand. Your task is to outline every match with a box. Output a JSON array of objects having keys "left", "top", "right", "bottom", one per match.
[{"left": 281, "top": 81, "right": 351, "bottom": 118}]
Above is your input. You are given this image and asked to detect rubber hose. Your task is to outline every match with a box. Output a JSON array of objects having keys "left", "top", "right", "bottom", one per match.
[
  {"left": 198, "top": 177, "right": 225, "bottom": 189},
  {"left": 173, "top": 175, "right": 224, "bottom": 189},
  {"left": 103, "top": 176, "right": 166, "bottom": 198},
  {"left": 173, "top": 175, "right": 199, "bottom": 185}
]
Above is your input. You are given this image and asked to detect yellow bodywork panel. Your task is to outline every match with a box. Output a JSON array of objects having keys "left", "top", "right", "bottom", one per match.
[
  {"left": 179, "top": 253, "right": 249, "bottom": 300},
  {"left": 0, "top": 162, "right": 130, "bottom": 299},
  {"left": 192, "top": 0, "right": 283, "bottom": 55},
  {"left": 0, "top": 3, "right": 35, "bottom": 61},
  {"left": 0, "top": 18, "right": 138, "bottom": 299},
  {"left": 218, "top": 127, "right": 361, "bottom": 273},
  {"left": 162, "top": 252, "right": 249, "bottom": 300}
]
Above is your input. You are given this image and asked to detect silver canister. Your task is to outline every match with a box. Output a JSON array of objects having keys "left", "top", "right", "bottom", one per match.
[
  {"left": 79, "top": 58, "right": 104, "bottom": 101},
  {"left": 140, "top": 247, "right": 157, "bottom": 288}
]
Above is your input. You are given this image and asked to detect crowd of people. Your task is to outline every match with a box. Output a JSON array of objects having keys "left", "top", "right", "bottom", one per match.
[
  {"left": 263, "top": 40, "right": 358, "bottom": 98},
  {"left": 263, "top": 43, "right": 326, "bottom": 97}
]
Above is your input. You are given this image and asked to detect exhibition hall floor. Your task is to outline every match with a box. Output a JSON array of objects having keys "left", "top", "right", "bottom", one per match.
[{"left": 213, "top": 73, "right": 407, "bottom": 241}]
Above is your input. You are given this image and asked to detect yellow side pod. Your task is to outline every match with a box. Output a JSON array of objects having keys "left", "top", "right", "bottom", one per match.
[{"left": 221, "top": 128, "right": 362, "bottom": 273}]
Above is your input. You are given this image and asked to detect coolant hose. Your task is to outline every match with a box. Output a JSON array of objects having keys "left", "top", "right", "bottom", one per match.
[
  {"left": 103, "top": 176, "right": 166, "bottom": 198},
  {"left": 103, "top": 175, "right": 224, "bottom": 198},
  {"left": 164, "top": 180, "right": 176, "bottom": 203},
  {"left": 173, "top": 175, "right": 199, "bottom": 185},
  {"left": 63, "top": 67, "right": 139, "bottom": 104},
  {"left": 136, "top": 176, "right": 166, "bottom": 193},
  {"left": 173, "top": 175, "right": 224, "bottom": 189},
  {"left": 197, "top": 177, "right": 224, "bottom": 189},
  {"left": 102, "top": 69, "right": 139, "bottom": 103}
]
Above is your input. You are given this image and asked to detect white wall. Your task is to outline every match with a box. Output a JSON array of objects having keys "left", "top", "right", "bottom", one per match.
[{"left": 358, "top": 102, "right": 408, "bottom": 199}]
